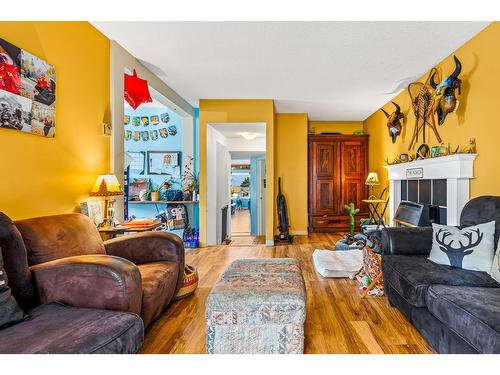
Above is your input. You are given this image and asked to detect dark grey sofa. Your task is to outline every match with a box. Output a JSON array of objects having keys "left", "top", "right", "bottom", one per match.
[{"left": 381, "top": 196, "right": 500, "bottom": 354}]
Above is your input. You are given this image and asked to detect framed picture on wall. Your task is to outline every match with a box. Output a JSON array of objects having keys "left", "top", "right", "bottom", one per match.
[
  {"left": 128, "top": 151, "right": 146, "bottom": 175},
  {"left": 147, "top": 151, "right": 181, "bottom": 177},
  {"left": 0, "top": 37, "right": 56, "bottom": 138},
  {"left": 150, "top": 115, "right": 159, "bottom": 125}
]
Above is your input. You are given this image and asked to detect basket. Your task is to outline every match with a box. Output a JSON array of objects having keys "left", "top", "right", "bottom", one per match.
[
  {"left": 174, "top": 264, "right": 199, "bottom": 300},
  {"left": 362, "top": 245, "right": 384, "bottom": 290}
]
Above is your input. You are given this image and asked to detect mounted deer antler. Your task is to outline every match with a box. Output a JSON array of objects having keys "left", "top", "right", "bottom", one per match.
[{"left": 435, "top": 228, "right": 483, "bottom": 268}]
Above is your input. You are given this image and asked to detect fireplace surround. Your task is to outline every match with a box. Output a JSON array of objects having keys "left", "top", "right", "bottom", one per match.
[{"left": 385, "top": 154, "right": 477, "bottom": 226}]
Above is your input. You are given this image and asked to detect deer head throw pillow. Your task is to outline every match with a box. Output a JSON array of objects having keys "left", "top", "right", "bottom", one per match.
[{"left": 428, "top": 221, "right": 495, "bottom": 272}]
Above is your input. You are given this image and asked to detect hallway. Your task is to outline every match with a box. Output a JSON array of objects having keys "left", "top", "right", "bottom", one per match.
[{"left": 230, "top": 209, "right": 250, "bottom": 235}]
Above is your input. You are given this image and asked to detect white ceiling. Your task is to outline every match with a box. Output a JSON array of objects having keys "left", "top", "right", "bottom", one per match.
[
  {"left": 208, "top": 122, "right": 266, "bottom": 138},
  {"left": 93, "top": 22, "right": 489, "bottom": 120}
]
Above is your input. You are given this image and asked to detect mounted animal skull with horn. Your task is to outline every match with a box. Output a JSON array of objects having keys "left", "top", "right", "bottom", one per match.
[
  {"left": 381, "top": 101, "right": 404, "bottom": 144},
  {"left": 430, "top": 55, "right": 462, "bottom": 125}
]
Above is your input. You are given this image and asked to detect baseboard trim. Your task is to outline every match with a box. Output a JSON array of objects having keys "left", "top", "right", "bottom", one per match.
[{"left": 265, "top": 240, "right": 274, "bottom": 247}]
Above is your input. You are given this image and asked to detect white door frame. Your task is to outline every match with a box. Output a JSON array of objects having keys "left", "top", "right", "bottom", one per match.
[{"left": 256, "top": 157, "right": 266, "bottom": 236}]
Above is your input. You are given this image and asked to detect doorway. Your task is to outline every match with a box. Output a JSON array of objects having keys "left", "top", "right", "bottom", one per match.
[
  {"left": 206, "top": 122, "right": 266, "bottom": 245},
  {"left": 231, "top": 163, "right": 251, "bottom": 235},
  {"left": 109, "top": 42, "right": 195, "bottom": 222}
]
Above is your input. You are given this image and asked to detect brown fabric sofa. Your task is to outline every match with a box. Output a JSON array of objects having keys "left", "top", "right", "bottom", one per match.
[{"left": 13, "top": 213, "right": 185, "bottom": 328}]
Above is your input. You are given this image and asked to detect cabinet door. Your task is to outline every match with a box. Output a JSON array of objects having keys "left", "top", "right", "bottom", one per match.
[
  {"left": 314, "top": 179, "right": 335, "bottom": 213},
  {"left": 310, "top": 141, "right": 339, "bottom": 215},
  {"left": 314, "top": 143, "right": 334, "bottom": 177},
  {"left": 341, "top": 141, "right": 367, "bottom": 211}
]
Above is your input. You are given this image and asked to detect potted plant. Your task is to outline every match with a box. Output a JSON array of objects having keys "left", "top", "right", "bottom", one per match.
[
  {"left": 182, "top": 156, "right": 199, "bottom": 201},
  {"left": 148, "top": 184, "right": 162, "bottom": 201}
]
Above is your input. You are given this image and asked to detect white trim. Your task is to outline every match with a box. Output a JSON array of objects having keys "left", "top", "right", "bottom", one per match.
[
  {"left": 257, "top": 158, "right": 266, "bottom": 236},
  {"left": 266, "top": 239, "right": 275, "bottom": 247},
  {"left": 385, "top": 154, "right": 477, "bottom": 226}
]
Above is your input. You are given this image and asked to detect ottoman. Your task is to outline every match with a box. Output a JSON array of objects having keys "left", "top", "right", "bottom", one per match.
[{"left": 206, "top": 258, "right": 306, "bottom": 354}]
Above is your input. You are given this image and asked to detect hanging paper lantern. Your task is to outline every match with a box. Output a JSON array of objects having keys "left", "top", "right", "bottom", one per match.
[{"left": 124, "top": 69, "right": 152, "bottom": 110}]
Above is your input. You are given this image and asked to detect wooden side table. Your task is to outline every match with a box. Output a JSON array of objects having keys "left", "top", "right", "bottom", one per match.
[
  {"left": 362, "top": 198, "right": 389, "bottom": 228},
  {"left": 98, "top": 222, "right": 163, "bottom": 240}
]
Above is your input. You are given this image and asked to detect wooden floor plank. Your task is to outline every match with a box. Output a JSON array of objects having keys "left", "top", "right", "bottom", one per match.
[
  {"left": 140, "top": 233, "right": 434, "bottom": 354},
  {"left": 350, "top": 321, "right": 385, "bottom": 354}
]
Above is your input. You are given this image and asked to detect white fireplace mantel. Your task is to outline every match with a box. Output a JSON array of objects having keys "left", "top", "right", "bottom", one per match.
[{"left": 384, "top": 154, "right": 477, "bottom": 226}]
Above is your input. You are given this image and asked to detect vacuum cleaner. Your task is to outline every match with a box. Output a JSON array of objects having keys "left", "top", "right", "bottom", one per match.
[{"left": 275, "top": 177, "right": 293, "bottom": 243}]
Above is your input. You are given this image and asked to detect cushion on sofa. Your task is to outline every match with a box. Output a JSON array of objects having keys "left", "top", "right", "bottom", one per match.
[
  {"left": 460, "top": 195, "right": 500, "bottom": 250},
  {"left": 428, "top": 221, "right": 495, "bottom": 272},
  {"left": 15, "top": 214, "right": 106, "bottom": 265},
  {"left": 382, "top": 254, "right": 499, "bottom": 307},
  {"left": 0, "top": 251, "right": 25, "bottom": 329},
  {"left": 426, "top": 285, "right": 500, "bottom": 354},
  {"left": 138, "top": 261, "right": 179, "bottom": 328},
  {"left": 0, "top": 302, "right": 144, "bottom": 354},
  {"left": 0, "top": 212, "right": 35, "bottom": 310},
  {"left": 489, "top": 250, "right": 500, "bottom": 283}
]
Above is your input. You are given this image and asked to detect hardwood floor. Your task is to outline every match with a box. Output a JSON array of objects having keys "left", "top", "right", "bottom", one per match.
[
  {"left": 228, "top": 235, "right": 265, "bottom": 246},
  {"left": 141, "top": 233, "right": 434, "bottom": 354},
  {"left": 230, "top": 209, "right": 251, "bottom": 235}
]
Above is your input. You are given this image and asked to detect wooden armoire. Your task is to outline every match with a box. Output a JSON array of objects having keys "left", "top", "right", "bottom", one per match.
[{"left": 308, "top": 134, "right": 369, "bottom": 232}]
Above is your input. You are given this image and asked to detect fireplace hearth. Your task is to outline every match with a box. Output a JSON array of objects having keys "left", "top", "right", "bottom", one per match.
[
  {"left": 394, "top": 201, "right": 428, "bottom": 227},
  {"left": 385, "top": 154, "right": 477, "bottom": 226}
]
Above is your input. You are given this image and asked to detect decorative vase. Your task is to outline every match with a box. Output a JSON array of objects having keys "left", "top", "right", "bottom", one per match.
[
  {"left": 139, "top": 189, "right": 148, "bottom": 201},
  {"left": 151, "top": 192, "right": 160, "bottom": 201}
]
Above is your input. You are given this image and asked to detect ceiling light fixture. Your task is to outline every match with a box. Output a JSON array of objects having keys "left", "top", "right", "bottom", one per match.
[{"left": 240, "top": 132, "right": 259, "bottom": 140}]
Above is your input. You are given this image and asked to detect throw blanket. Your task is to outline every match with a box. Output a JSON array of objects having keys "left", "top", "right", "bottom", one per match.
[{"left": 312, "top": 249, "right": 363, "bottom": 278}]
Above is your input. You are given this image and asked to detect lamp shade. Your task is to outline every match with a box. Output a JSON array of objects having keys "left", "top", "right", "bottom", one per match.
[
  {"left": 365, "top": 172, "right": 380, "bottom": 186},
  {"left": 89, "top": 174, "right": 124, "bottom": 196}
]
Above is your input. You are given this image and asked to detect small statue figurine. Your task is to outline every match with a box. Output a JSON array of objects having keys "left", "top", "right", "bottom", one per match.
[{"left": 344, "top": 203, "right": 360, "bottom": 235}]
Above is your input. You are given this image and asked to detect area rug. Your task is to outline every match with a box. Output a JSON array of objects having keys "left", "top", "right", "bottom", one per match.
[{"left": 312, "top": 249, "right": 363, "bottom": 278}]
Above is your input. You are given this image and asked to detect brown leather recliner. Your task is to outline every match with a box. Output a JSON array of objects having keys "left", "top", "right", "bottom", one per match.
[{"left": 14, "top": 213, "right": 185, "bottom": 328}]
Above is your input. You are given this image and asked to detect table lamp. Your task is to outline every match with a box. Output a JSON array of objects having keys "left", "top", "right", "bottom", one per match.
[
  {"left": 89, "top": 174, "right": 124, "bottom": 228},
  {"left": 365, "top": 172, "right": 380, "bottom": 200}
]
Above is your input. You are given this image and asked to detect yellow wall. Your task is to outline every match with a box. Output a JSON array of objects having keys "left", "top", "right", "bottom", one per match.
[
  {"left": 309, "top": 121, "right": 363, "bottom": 135},
  {"left": 364, "top": 22, "right": 500, "bottom": 199},
  {"left": 0, "top": 22, "right": 110, "bottom": 220},
  {"left": 274, "top": 114, "right": 308, "bottom": 234},
  {"left": 199, "top": 99, "right": 275, "bottom": 245}
]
